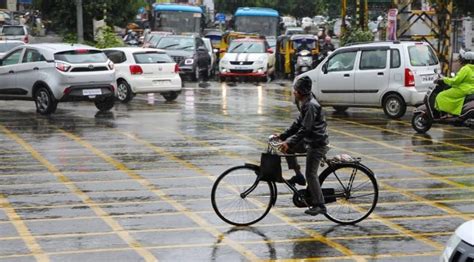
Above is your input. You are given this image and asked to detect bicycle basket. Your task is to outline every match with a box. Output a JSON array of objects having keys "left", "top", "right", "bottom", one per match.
[{"left": 259, "top": 152, "right": 283, "bottom": 182}]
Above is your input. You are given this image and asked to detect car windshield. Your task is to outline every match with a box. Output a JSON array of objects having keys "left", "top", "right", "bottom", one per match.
[
  {"left": 156, "top": 37, "right": 195, "bottom": 50},
  {"left": 2, "top": 26, "right": 25, "bottom": 36},
  {"left": 54, "top": 50, "right": 108, "bottom": 64},
  {"left": 228, "top": 41, "right": 265, "bottom": 53},
  {"left": 133, "top": 52, "right": 173, "bottom": 64},
  {"left": 408, "top": 45, "right": 438, "bottom": 66},
  {"left": 0, "top": 42, "right": 23, "bottom": 52}
]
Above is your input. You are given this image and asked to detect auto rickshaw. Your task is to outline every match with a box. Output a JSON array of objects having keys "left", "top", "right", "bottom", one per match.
[
  {"left": 219, "top": 31, "right": 265, "bottom": 59},
  {"left": 277, "top": 34, "right": 319, "bottom": 78}
]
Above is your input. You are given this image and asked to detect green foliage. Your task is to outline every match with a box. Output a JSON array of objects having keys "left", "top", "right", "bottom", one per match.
[
  {"left": 94, "top": 26, "right": 124, "bottom": 49},
  {"left": 34, "top": 0, "right": 145, "bottom": 41},
  {"left": 340, "top": 28, "right": 374, "bottom": 47}
]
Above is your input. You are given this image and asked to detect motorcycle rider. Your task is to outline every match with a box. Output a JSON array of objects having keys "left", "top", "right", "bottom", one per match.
[
  {"left": 320, "top": 36, "right": 335, "bottom": 57},
  {"left": 435, "top": 49, "right": 474, "bottom": 117}
]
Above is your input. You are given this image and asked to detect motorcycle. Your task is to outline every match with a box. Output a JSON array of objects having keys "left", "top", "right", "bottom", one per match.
[
  {"left": 294, "top": 49, "right": 313, "bottom": 75},
  {"left": 411, "top": 76, "right": 474, "bottom": 133}
]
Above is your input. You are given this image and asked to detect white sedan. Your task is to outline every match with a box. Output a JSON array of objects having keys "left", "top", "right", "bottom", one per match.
[
  {"left": 103, "top": 47, "right": 182, "bottom": 103},
  {"left": 219, "top": 38, "right": 275, "bottom": 82}
]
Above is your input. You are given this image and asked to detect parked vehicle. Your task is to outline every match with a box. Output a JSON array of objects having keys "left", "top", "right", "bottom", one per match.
[
  {"left": 441, "top": 220, "right": 474, "bottom": 262},
  {"left": 0, "top": 25, "right": 32, "bottom": 43},
  {"left": 299, "top": 41, "right": 441, "bottom": 118},
  {"left": 103, "top": 47, "right": 182, "bottom": 103},
  {"left": 412, "top": 75, "right": 474, "bottom": 133},
  {"left": 155, "top": 35, "right": 211, "bottom": 81},
  {"left": 219, "top": 38, "right": 275, "bottom": 82},
  {"left": 0, "top": 44, "right": 116, "bottom": 114},
  {"left": 0, "top": 40, "right": 24, "bottom": 58}
]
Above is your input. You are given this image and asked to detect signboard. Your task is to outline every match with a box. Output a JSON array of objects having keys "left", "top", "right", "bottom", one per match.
[
  {"left": 7, "top": 0, "right": 16, "bottom": 11},
  {"left": 215, "top": 13, "right": 225, "bottom": 23},
  {"left": 18, "top": 0, "right": 32, "bottom": 4},
  {"left": 386, "top": 8, "right": 398, "bottom": 41}
]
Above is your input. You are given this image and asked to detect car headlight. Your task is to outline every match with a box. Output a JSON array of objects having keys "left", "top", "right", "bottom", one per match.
[
  {"left": 184, "top": 58, "right": 194, "bottom": 65},
  {"left": 441, "top": 234, "right": 461, "bottom": 261},
  {"left": 220, "top": 59, "right": 229, "bottom": 66},
  {"left": 256, "top": 58, "right": 266, "bottom": 65}
]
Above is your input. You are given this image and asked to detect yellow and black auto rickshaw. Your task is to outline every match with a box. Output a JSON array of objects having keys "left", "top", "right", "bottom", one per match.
[{"left": 277, "top": 34, "right": 319, "bottom": 78}]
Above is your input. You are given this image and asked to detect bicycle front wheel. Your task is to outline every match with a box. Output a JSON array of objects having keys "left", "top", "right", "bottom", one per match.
[
  {"left": 319, "top": 163, "right": 378, "bottom": 225},
  {"left": 211, "top": 165, "right": 274, "bottom": 226}
]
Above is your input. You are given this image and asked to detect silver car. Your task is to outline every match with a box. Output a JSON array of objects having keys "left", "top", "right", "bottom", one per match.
[{"left": 0, "top": 43, "right": 116, "bottom": 114}]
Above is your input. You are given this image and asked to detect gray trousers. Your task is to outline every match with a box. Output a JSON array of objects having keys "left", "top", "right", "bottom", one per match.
[{"left": 286, "top": 144, "right": 329, "bottom": 206}]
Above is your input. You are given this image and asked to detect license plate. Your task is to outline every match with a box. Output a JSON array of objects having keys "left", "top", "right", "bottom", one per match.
[
  {"left": 235, "top": 66, "right": 248, "bottom": 70},
  {"left": 153, "top": 80, "right": 170, "bottom": 85},
  {"left": 82, "top": 89, "right": 102, "bottom": 96},
  {"left": 422, "top": 75, "right": 434, "bottom": 82}
]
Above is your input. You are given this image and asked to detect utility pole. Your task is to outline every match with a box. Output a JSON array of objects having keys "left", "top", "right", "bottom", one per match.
[{"left": 75, "top": 0, "right": 84, "bottom": 43}]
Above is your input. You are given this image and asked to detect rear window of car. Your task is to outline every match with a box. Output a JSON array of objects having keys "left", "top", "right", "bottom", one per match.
[
  {"left": 2, "top": 26, "right": 25, "bottom": 36},
  {"left": 104, "top": 50, "right": 127, "bottom": 64},
  {"left": 408, "top": 44, "right": 438, "bottom": 66},
  {"left": 0, "top": 42, "right": 23, "bottom": 52},
  {"left": 133, "top": 52, "right": 173, "bottom": 64},
  {"left": 54, "top": 50, "right": 108, "bottom": 64}
]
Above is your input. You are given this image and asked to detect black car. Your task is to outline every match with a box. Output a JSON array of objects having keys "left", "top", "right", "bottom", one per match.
[{"left": 154, "top": 35, "right": 211, "bottom": 81}]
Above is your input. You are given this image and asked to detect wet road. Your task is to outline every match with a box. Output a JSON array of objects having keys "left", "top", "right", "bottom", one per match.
[{"left": 0, "top": 80, "right": 473, "bottom": 261}]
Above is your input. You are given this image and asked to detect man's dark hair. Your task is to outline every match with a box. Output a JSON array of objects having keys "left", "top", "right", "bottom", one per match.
[{"left": 294, "top": 76, "right": 312, "bottom": 95}]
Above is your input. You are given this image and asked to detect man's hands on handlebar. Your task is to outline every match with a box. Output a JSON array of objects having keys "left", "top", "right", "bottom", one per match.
[{"left": 269, "top": 134, "right": 289, "bottom": 153}]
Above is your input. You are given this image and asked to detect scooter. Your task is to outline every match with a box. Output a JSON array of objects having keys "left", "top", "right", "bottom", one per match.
[
  {"left": 411, "top": 76, "right": 474, "bottom": 133},
  {"left": 294, "top": 49, "right": 313, "bottom": 76}
]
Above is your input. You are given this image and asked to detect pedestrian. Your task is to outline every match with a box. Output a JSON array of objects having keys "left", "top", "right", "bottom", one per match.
[{"left": 275, "top": 76, "right": 330, "bottom": 216}]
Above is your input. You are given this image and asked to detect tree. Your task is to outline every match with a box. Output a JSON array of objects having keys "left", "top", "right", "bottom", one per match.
[{"left": 34, "top": 0, "right": 145, "bottom": 41}]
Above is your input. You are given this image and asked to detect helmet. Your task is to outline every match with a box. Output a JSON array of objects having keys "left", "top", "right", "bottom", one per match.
[
  {"left": 294, "top": 76, "right": 312, "bottom": 95},
  {"left": 459, "top": 48, "right": 474, "bottom": 64}
]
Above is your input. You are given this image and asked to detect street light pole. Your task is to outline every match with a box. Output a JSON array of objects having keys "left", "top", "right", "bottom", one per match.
[{"left": 75, "top": 0, "right": 84, "bottom": 43}]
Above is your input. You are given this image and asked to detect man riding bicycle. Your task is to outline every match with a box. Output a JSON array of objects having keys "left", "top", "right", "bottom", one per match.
[{"left": 275, "top": 76, "right": 330, "bottom": 216}]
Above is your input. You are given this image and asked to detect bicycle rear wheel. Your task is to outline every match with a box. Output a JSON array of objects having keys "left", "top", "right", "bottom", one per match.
[
  {"left": 319, "top": 163, "right": 378, "bottom": 225},
  {"left": 211, "top": 165, "right": 274, "bottom": 226}
]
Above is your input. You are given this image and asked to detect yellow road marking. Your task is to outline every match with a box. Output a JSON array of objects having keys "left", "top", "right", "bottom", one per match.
[
  {"left": 0, "top": 194, "right": 48, "bottom": 261},
  {"left": 0, "top": 125, "right": 157, "bottom": 262},
  {"left": 58, "top": 129, "right": 260, "bottom": 261}
]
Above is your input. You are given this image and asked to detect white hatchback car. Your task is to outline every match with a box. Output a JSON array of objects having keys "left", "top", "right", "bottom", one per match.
[
  {"left": 219, "top": 38, "right": 275, "bottom": 82},
  {"left": 103, "top": 47, "right": 182, "bottom": 103},
  {"left": 299, "top": 41, "right": 441, "bottom": 118},
  {"left": 0, "top": 44, "right": 116, "bottom": 114}
]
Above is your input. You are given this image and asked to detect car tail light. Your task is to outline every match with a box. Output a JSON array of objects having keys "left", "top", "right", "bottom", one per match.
[
  {"left": 23, "top": 35, "right": 29, "bottom": 43},
  {"left": 129, "top": 65, "right": 143, "bottom": 75},
  {"left": 174, "top": 63, "right": 180, "bottom": 73},
  {"left": 55, "top": 62, "right": 71, "bottom": 72},
  {"left": 405, "top": 68, "right": 415, "bottom": 87},
  {"left": 63, "top": 87, "right": 72, "bottom": 95}
]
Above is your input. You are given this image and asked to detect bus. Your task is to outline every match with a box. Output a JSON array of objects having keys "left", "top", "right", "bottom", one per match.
[
  {"left": 233, "top": 7, "right": 280, "bottom": 39},
  {"left": 152, "top": 4, "right": 204, "bottom": 34}
]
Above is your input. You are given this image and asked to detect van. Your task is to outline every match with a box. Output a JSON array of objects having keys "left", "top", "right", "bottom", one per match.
[{"left": 299, "top": 41, "right": 441, "bottom": 118}]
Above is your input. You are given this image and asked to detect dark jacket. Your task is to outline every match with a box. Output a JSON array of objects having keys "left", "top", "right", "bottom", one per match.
[{"left": 279, "top": 96, "right": 329, "bottom": 148}]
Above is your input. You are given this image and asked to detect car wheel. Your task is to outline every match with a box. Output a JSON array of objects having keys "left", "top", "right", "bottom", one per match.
[
  {"left": 117, "top": 80, "right": 133, "bottom": 103},
  {"left": 35, "top": 87, "right": 58, "bottom": 115},
  {"left": 333, "top": 106, "right": 348, "bottom": 113},
  {"left": 383, "top": 94, "right": 406, "bottom": 119},
  {"left": 162, "top": 91, "right": 179, "bottom": 102},
  {"left": 95, "top": 96, "right": 115, "bottom": 112},
  {"left": 411, "top": 113, "right": 432, "bottom": 133}
]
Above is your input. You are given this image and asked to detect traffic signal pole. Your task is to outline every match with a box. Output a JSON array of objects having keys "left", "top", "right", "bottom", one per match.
[{"left": 75, "top": 0, "right": 84, "bottom": 43}]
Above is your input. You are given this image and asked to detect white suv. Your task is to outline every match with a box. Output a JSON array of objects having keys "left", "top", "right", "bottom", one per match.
[
  {"left": 299, "top": 41, "right": 441, "bottom": 118},
  {"left": 0, "top": 44, "right": 116, "bottom": 114}
]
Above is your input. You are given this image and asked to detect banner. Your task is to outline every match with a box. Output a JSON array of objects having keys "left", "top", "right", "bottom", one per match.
[{"left": 386, "top": 8, "right": 398, "bottom": 41}]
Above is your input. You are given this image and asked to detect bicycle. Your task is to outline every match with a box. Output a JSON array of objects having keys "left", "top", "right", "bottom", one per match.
[{"left": 211, "top": 136, "right": 379, "bottom": 226}]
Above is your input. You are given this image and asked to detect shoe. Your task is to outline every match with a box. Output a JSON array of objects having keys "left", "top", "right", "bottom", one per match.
[
  {"left": 305, "top": 205, "right": 327, "bottom": 216},
  {"left": 287, "top": 175, "right": 306, "bottom": 186}
]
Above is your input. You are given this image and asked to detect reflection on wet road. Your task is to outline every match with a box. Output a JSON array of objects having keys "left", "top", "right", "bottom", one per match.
[{"left": 0, "top": 80, "right": 472, "bottom": 261}]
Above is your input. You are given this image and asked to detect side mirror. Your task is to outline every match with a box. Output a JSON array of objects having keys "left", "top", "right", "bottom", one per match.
[
  {"left": 267, "top": 48, "right": 274, "bottom": 54},
  {"left": 322, "top": 63, "right": 328, "bottom": 74}
]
